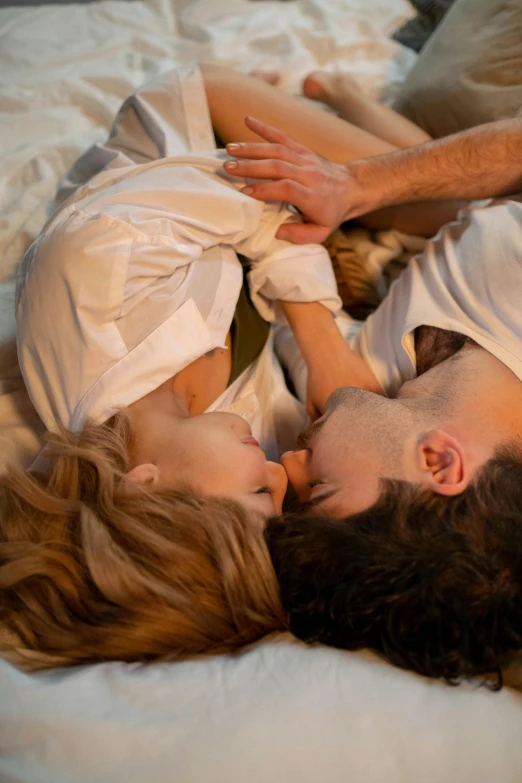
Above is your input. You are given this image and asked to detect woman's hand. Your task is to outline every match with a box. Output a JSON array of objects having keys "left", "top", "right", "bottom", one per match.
[{"left": 224, "top": 117, "right": 369, "bottom": 244}]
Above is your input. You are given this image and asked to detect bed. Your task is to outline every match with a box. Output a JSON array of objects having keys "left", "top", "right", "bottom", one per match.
[{"left": 1, "top": 1, "right": 522, "bottom": 781}]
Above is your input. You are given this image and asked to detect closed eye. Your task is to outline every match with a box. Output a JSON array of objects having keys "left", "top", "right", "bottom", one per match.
[
  {"left": 308, "top": 479, "right": 324, "bottom": 489},
  {"left": 255, "top": 485, "right": 274, "bottom": 496},
  {"left": 299, "top": 488, "right": 338, "bottom": 512}
]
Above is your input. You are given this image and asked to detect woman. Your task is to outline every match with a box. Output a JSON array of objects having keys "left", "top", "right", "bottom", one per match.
[{"left": 2, "top": 63, "right": 385, "bottom": 670}]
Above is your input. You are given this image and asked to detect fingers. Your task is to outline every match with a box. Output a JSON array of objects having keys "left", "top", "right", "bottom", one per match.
[
  {"left": 237, "top": 179, "right": 309, "bottom": 205},
  {"left": 244, "top": 116, "right": 309, "bottom": 154},
  {"left": 276, "top": 223, "right": 331, "bottom": 245},
  {"left": 224, "top": 158, "right": 305, "bottom": 182},
  {"left": 225, "top": 142, "right": 302, "bottom": 166},
  {"left": 236, "top": 178, "right": 332, "bottom": 243}
]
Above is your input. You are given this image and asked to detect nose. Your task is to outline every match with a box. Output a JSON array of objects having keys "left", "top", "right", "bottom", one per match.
[
  {"left": 280, "top": 449, "right": 312, "bottom": 501},
  {"left": 266, "top": 461, "right": 288, "bottom": 515}
]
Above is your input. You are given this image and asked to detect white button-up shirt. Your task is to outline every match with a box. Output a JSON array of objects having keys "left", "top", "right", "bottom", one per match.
[{"left": 16, "top": 66, "right": 341, "bottom": 460}]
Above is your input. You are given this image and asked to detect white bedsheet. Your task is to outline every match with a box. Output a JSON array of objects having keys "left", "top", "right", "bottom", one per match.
[
  {"left": 0, "top": 0, "right": 415, "bottom": 286},
  {"left": 7, "top": 5, "right": 522, "bottom": 783},
  {"left": 2, "top": 637, "right": 522, "bottom": 783}
]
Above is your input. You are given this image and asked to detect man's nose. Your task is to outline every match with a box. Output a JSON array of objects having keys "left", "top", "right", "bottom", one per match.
[
  {"left": 266, "top": 461, "right": 288, "bottom": 514},
  {"left": 281, "top": 449, "right": 312, "bottom": 501}
]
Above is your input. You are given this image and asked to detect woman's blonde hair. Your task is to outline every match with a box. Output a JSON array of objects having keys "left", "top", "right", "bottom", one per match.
[{"left": 0, "top": 415, "right": 285, "bottom": 670}]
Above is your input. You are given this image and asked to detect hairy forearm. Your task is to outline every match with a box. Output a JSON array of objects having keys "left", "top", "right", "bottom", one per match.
[{"left": 347, "top": 119, "right": 522, "bottom": 217}]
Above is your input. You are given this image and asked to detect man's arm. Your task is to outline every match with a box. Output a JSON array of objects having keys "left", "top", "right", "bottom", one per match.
[
  {"left": 355, "top": 118, "right": 522, "bottom": 209},
  {"left": 224, "top": 116, "right": 522, "bottom": 244},
  {"left": 280, "top": 301, "right": 381, "bottom": 418}
]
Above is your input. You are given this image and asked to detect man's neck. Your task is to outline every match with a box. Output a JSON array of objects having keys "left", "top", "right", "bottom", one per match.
[{"left": 401, "top": 342, "right": 522, "bottom": 449}]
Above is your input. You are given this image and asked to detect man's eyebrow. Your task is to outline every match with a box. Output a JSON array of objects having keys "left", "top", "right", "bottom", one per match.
[
  {"left": 296, "top": 417, "right": 328, "bottom": 451},
  {"left": 299, "top": 488, "right": 338, "bottom": 513}
]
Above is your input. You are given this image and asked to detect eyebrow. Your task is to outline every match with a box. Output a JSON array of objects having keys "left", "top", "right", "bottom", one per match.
[
  {"left": 296, "top": 417, "right": 328, "bottom": 451},
  {"left": 298, "top": 488, "right": 339, "bottom": 513}
]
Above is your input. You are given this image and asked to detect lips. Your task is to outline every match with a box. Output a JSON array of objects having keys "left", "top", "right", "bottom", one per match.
[{"left": 242, "top": 436, "right": 260, "bottom": 448}]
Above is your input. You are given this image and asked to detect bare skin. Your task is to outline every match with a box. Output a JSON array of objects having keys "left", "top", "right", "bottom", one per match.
[
  {"left": 282, "top": 345, "right": 522, "bottom": 517},
  {"left": 301, "top": 70, "right": 432, "bottom": 149},
  {"left": 218, "top": 68, "right": 522, "bottom": 242},
  {"left": 126, "top": 66, "right": 451, "bottom": 505},
  {"left": 126, "top": 292, "right": 379, "bottom": 507},
  {"left": 200, "top": 64, "right": 463, "bottom": 236}
]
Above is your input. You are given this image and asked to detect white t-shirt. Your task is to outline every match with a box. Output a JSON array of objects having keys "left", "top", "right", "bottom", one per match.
[
  {"left": 354, "top": 198, "right": 522, "bottom": 395},
  {"left": 279, "top": 198, "right": 522, "bottom": 402}
]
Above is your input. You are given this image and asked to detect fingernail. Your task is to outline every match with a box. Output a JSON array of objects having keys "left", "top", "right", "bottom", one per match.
[
  {"left": 224, "top": 161, "right": 238, "bottom": 169},
  {"left": 242, "top": 186, "right": 254, "bottom": 196},
  {"left": 227, "top": 144, "right": 240, "bottom": 152}
]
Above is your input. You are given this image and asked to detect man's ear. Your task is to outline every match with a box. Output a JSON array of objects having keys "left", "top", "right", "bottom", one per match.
[
  {"left": 126, "top": 463, "right": 159, "bottom": 485},
  {"left": 415, "top": 430, "right": 470, "bottom": 496}
]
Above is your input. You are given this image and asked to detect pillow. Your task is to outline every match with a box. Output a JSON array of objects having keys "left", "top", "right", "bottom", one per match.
[{"left": 393, "top": 0, "right": 522, "bottom": 138}]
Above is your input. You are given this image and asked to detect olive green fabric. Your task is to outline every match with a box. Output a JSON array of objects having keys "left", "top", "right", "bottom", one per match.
[
  {"left": 211, "top": 131, "right": 270, "bottom": 387},
  {"left": 228, "top": 282, "right": 270, "bottom": 386}
]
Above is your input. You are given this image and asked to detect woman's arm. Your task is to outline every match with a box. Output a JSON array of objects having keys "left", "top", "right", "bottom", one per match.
[
  {"left": 280, "top": 301, "right": 381, "bottom": 418},
  {"left": 224, "top": 117, "right": 522, "bottom": 243}
]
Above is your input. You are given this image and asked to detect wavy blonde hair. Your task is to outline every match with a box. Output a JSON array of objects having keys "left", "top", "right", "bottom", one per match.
[{"left": 0, "top": 415, "right": 286, "bottom": 670}]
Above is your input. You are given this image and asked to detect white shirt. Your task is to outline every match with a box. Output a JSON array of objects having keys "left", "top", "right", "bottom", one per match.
[
  {"left": 279, "top": 198, "right": 522, "bottom": 404},
  {"left": 16, "top": 66, "right": 341, "bottom": 461},
  {"left": 354, "top": 198, "right": 522, "bottom": 394}
]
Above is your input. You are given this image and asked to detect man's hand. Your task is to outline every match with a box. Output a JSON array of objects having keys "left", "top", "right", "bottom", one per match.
[
  {"left": 223, "top": 117, "right": 367, "bottom": 244},
  {"left": 225, "top": 116, "right": 522, "bottom": 243}
]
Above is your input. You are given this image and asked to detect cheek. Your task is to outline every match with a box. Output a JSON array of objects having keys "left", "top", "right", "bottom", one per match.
[
  {"left": 202, "top": 446, "right": 265, "bottom": 498},
  {"left": 336, "top": 473, "right": 381, "bottom": 516},
  {"left": 167, "top": 431, "right": 232, "bottom": 492},
  {"left": 313, "top": 434, "right": 345, "bottom": 476},
  {"left": 314, "top": 437, "right": 381, "bottom": 516}
]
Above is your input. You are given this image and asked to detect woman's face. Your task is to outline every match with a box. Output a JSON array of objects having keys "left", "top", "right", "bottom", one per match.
[{"left": 129, "top": 411, "right": 288, "bottom": 516}]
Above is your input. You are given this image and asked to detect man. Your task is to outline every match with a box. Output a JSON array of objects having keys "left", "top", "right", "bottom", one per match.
[{"left": 224, "top": 116, "right": 522, "bottom": 685}]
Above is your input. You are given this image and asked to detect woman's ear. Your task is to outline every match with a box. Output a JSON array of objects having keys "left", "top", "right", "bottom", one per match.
[
  {"left": 126, "top": 463, "right": 159, "bottom": 485},
  {"left": 415, "top": 430, "right": 470, "bottom": 496}
]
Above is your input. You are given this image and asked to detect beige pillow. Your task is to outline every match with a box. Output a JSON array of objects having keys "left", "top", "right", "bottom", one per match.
[{"left": 394, "top": 0, "right": 522, "bottom": 138}]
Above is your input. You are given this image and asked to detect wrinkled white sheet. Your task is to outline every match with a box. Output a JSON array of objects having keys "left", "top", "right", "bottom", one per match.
[
  {"left": 0, "top": 0, "right": 415, "bottom": 284},
  {"left": 7, "top": 5, "right": 521, "bottom": 783},
  {"left": 2, "top": 637, "right": 522, "bottom": 783}
]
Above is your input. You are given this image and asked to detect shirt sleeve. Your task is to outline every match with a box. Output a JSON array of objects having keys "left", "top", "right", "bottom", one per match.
[
  {"left": 76, "top": 157, "right": 342, "bottom": 324},
  {"left": 17, "top": 154, "right": 342, "bottom": 431}
]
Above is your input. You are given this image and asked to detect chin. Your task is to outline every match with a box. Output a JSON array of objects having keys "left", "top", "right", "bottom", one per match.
[{"left": 326, "top": 386, "right": 373, "bottom": 412}]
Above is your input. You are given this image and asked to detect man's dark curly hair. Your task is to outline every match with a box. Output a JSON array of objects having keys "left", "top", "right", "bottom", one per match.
[{"left": 265, "top": 446, "right": 522, "bottom": 688}]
